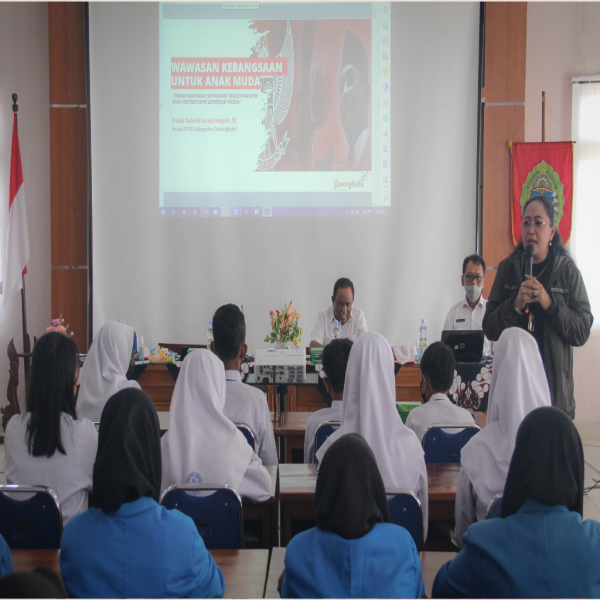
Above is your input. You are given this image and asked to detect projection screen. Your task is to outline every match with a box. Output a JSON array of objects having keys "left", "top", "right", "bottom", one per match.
[{"left": 88, "top": 2, "right": 480, "bottom": 352}]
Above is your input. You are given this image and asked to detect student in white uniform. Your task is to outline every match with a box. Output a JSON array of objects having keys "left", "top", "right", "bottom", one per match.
[
  {"left": 77, "top": 321, "right": 140, "bottom": 422},
  {"left": 406, "top": 341, "right": 474, "bottom": 442},
  {"left": 304, "top": 338, "right": 353, "bottom": 463},
  {"left": 316, "top": 332, "right": 429, "bottom": 539},
  {"left": 161, "top": 349, "right": 271, "bottom": 502},
  {"left": 309, "top": 278, "right": 368, "bottom": 348},
  {"left": 443, "top": 254, "right": 493, "bottom": 356},
  {"left": 455, "top": 327, "right": 551, "bottom": 548},
  {"left": 211, "top": 304, "right": 278, "bottom": 466},
  {"left": 5, "top": 332, "right": 98, "bottom": 524}
]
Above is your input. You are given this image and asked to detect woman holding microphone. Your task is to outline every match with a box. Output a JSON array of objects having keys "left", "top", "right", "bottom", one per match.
[{"left": 483, "top": 195, "right": 593, "bottom": 418}]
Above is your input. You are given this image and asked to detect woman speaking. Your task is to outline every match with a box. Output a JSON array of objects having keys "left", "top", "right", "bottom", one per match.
[{"left": 483, "top": 195, "right": 593, "bottom": 418}]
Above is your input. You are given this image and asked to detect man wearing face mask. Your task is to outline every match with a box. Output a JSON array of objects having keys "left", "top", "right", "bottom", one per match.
[{"left": 443, "top": 254, "right": 493, "bottom": 356}]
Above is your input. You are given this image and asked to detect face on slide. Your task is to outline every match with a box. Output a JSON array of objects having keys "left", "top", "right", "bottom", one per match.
[{"left": 339, "top": 65, "right": 369, "bottom": 148}]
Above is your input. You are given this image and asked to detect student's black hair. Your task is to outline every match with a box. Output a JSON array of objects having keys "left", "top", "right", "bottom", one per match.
[
  {"left": 420, "top": 341, "right": 456, "bottom": 393},
  {"left": 212, "top": 304, "right": 246, "bottom": 361},
  {"left": 322, "top": 338, "right": 353, "bottom": 394},
  {"left": 332, "top": 277, "right": 354, "bottom": 300},
  {"left": 512, "top": 194, "right": 569, "bottom": 257},
  {"left": 26, "top": 332, "right": 79, "bottom": 458},
  {"left": 462, "top": 254, "right": 486, "bottom": 275}
]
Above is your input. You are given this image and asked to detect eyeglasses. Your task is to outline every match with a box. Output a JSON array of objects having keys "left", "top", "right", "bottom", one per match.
[
  {"left": 464, "top": 274, "right": 483, "bottom": 284},
  {"left": 521, "top": 219, "right": 548, "bottom": 230}
]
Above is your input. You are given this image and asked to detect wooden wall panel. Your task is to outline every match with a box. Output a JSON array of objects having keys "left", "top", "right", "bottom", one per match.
[
  {"left": 482, "top": 105, "right": 525, "bottom": 297},
  {"left": 49, "top": 2, "right": 88, "bottom": 349},
  {"left": 48, "top": 3, "right": 86, "bottom": 105},
  {"left": 51, "top": 269, "right": 87, "bottom": 354},
  {"left": 481, "top": 2, "right": 528, "bottom": 299},
  {"left": 481, "top": 3, "right": 527, "bottom": 103},
  {"left": 50, "top": 108, "right": 87, "bottom": 266}
]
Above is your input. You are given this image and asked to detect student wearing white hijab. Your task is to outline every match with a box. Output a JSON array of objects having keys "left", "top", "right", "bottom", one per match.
[
  {"left": 77, "top": 321, "right": 140, "bottom": 422},
  {"left": 455, "top": 326, "right": 552, "bottom": 548},
  {"left": 161, "top": 349, "right": 271, "bottom": 502},
  {"left": 316, "top": 332, "right": 428, "bottom": 538}
]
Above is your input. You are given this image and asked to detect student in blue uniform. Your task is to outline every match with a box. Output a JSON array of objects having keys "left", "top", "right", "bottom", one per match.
[
  {"left": 433, "top": 406, "right": 600, "bottom": 598},
  {"left": 0, "top": 534, "right": 13, "bottom": 579},
  {"left": 60, "top": 388, "right": 225, "bottom": 599},
  {"left": 280, "top": 433, "right": 424, "bottom": 599}
]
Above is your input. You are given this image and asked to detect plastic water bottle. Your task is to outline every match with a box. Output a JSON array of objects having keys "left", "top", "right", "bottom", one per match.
[
  {"left": 415, "top": 319, "right": 428, "bottom": 364},
  {"left": 332, "top": 319, "right": 341, "bottom": 339},
  {"left": 138, "top": 336, "right": 145, "bottom": 361},
  {"left": 207, "top": 320, "right": 214, "bottom": 343}
]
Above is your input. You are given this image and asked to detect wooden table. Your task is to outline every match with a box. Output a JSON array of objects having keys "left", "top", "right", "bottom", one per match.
[
  {"left": 278, "top": 463, "right": 462, "bottom": 545},
  {"left": 243, "top": 465, "right": 279, "bottom": 549},
  {"left": 139, "top": 363, "right": 429, "bottom": 414},
  {"left": 11, "top": 548, "right": 270, "bottom": 599},
  {"left": 273, "top": 411, "right": 312, "bottom": 463},
  {"left": 264, "top": 547, "right": 456, "bottom": 598}
]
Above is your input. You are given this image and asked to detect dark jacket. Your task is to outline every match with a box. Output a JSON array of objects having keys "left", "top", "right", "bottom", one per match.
[{"left": 483, "top": 249, "right": 593, "bottom": 418}]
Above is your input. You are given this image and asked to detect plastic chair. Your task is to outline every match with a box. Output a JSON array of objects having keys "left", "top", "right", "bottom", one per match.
[
  {"left": 0, "top": 485, "right": 63, "bottom": 549},
  {"left": 313, "top": 420, "right": 340, "bottom": 464},
  {"left": 386, "top": 489, "right": 423, "bottom": 551},
  {"left": 421, "top": 423, "right": 481, "bottom": 463},
  {"left": 159, "top": 484, "right": 244, "bottom": 549},
  {"left": 486, "top": 493, "right": 503, "bottom": 519},
  {"left": 235, "top": 423, "right": 256, "bottom": 451}
]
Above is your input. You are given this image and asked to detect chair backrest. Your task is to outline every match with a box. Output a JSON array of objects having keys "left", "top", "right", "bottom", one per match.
[
  {"left": 235, "top": 423, "right": 256, "bottom": 451},
  {"left": 386, "top": 489, "right": 423, "bottom": 551},
  {"left": 159, "top": 484, "right": 244, "bottom": 549},
  {"left": 0, "top": 485, "right": 63, "bottom": 549},
  {"left": 421, "top": 423, "right": 481, "bottom": 463},
  {"left": 486, "top": 493, "right": 503, "bottom": 519},
  {"left": 313, "top": 421, "right": 340, "bottom": 463}
]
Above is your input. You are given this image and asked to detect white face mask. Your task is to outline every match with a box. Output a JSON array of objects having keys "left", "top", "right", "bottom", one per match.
[{"left": 465, "top": 284, "right": 482, "bottom": 303}]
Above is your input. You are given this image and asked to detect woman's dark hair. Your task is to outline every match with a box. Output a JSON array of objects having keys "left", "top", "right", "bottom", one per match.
[
  {"left": 513, "top": 194, "right": 569, "bottom": 257},
  {"left": 26, "top": 332, "right": 79, "bottom": 457}
]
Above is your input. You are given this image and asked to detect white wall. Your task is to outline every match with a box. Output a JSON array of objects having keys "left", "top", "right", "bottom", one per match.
[
  {"left": 525, "top": 2, "right": 600, "bottom": 422},
  {"left": 0, "top": 2, "right": 51, "bottom": 422}
]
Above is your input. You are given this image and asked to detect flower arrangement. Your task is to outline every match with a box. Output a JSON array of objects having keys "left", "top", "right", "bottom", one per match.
[
  {"left": 46, "top": 315, "right": 74, "bottom": 337},
  {"left": 264, "top": 302, "right": 303, "bottom": 348}
]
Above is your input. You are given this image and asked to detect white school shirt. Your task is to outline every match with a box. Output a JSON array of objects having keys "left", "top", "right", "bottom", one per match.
[
  {"left": 223, "top": 370, "right": 278, "bottom": 467},
  {"left": 303, "top": 401, "right": 342, "bottom": 464},
  {"left": 454, "top": 467, "right": 488, "bottom": 549},
  {"left": 443, "top": 294, "right": 493, "bottom": 356},
  {"left": 310, "top": 304, "right": 368, "bottom": 346},
  {"left": 5, "top": 413, "right": 98, "bottom": 524},
  {"left": 405, "top": 393, "right": 474, "bottom": 442}
]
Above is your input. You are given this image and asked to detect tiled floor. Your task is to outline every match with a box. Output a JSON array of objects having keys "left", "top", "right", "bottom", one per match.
[{"left": 0, "top": 421, "right": 598, "bottom": 519}]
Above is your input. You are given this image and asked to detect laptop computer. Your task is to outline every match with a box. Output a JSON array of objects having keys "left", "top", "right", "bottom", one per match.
[{"left": 441, "top": 330, "right": 485, "bottom": 363}]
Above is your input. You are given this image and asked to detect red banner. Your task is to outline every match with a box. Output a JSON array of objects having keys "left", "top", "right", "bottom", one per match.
[{"left": 511, "top": 141, "right": 573, "bottom": 245}]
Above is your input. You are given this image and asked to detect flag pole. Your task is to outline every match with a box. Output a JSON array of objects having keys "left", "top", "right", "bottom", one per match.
[
  {"left": 541, "top": 90, "right": 546, "bottom": 142},
  {"left": 12, "top": 93, "right": 31, "bottom": 395}
]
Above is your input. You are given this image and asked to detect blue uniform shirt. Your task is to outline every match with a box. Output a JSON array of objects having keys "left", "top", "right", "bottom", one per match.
[
  {"left": 60, "top": 496, "right": 224, "bottom": 598},
  {"left": 282, "top": 522, "right": 424, "bottom": 598},
  {"left": 433, "top": 498, "right": 600, "bottom": 598}
]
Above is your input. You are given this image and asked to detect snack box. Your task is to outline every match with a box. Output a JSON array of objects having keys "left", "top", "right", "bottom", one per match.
[{"left": 149, "top": 346, "right": 175, "bottom": 364}]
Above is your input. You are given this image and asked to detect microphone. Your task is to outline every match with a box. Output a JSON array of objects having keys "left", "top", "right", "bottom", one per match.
[{"left": 524, "top": 244, "right": 534, "bottom": 314}]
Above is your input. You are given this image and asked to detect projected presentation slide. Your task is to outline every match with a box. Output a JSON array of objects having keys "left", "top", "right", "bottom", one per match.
[{"left": 159, "top": 2, "right": 391, "bottom": 218}]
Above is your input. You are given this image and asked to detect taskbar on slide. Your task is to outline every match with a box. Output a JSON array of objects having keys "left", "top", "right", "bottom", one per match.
[{"left": 159, "top": 206, "right": 390, "bottom": 217}]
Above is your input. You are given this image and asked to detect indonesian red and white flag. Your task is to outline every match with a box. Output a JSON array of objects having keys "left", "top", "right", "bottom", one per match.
[{"left": 3, "top": 114, "right": 30, "bottom": 305}]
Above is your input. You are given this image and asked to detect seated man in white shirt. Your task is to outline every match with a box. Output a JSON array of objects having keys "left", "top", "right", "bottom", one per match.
[
  {"left": 309, "top": 277, "right": 368, "bottom": 348},
  {"left": 406, "top": 341, "right": 474, "bottom": 442},
  {"left": 304, "top": 338, "right": 353, "bottom": 463},
  {"left": 211, "top": 304, "right": 278, "bottom": 466},
  {"left": 443, "top": 254, "right": 492, "bottom": 356}
]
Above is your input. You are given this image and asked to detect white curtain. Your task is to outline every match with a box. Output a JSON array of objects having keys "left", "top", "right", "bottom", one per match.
[{"left": 572, "top": 82, "right": 600, "bottom": 330}]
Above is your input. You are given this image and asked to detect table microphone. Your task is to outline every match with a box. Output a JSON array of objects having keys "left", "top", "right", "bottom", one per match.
[{"left": 524, "top": 244, "right": 534, "bottom": 314}]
